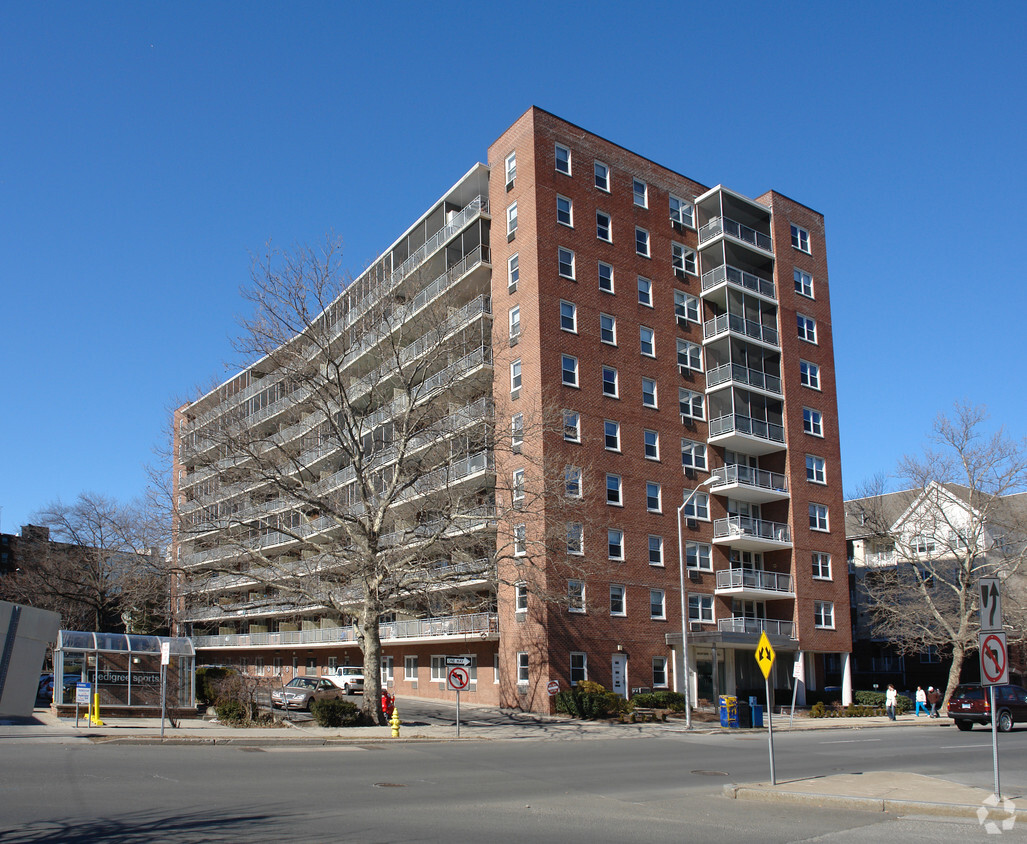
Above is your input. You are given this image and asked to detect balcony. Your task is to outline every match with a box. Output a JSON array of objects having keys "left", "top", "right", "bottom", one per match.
[
  {"left": 717, "top": 617, "right": 796, "bottom": 639},
  {"left": 708, "top": 414, "right": 785, "bottom": 455},
  {"left": 698, "top": 216, "right": 773, "bottom": 254},
  {"left": 705, "top": 363, "right": 782, "bottom": 398},
  {"left": 710, "top": 464, "right": 788, "bottom": 504},
  {"left": 714, "top": 568, "right": 795, "bottom": 599},
  {"left": 191, "top": 611, "right": 499, "bottom": 650},
  {"left": 703, "top": 312, "right": 779, "bottom": 348},
  {"left": 713, "top": 515, "right": 791, "bottom": 551},
  {"left": 701, "top": 264, "right": 776, "bottom": 300}
]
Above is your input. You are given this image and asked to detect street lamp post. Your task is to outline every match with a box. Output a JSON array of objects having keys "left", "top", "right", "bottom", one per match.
[{"left": 677, "top": 475, "right": 716, "bottom": 730}]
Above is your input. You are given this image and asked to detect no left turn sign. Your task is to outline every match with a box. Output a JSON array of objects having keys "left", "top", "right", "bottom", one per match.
[
  {"left": 979, "top": 631, "right": 1009, "bottom": 686},
  {"left": 447, "top": 666, "right": 471, "bottom": 691}
]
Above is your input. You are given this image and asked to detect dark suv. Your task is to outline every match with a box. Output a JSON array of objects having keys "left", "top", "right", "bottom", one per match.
[{"left": 947, "top": 683, "right": 1027, "bottom": 731}]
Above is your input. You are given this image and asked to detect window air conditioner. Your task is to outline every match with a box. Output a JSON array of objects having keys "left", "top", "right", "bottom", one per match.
[
  {"left": 686, "top": 518, "right": 698, "bottom": 530},
  {"left": 688, "top": 569, "right": 701, "bottom": 582}
]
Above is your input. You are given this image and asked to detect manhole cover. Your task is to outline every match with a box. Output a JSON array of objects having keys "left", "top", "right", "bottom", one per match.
[
  {"left": 690, "top": 770, "right": 729, "bottom": 777},
  {"left": 373, "top": 783, "right": 407, "bottom": 788}
]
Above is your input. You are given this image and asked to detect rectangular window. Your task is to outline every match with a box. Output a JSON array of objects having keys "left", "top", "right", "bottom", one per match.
[
  {"left": 684, "top": 492, "right": 709, "bottom": 520},
  {"left": 806, "top": 455, "right": 826, "bottom": 484},
  {"left": 689, "top": 594, "right": 714, "bottom": 623},
  {"left": 562, "top": 354, "right": 579, "bottom": 387},
  {"left": 674, "top": 290, "right": 700, "bottom": 324},
  {"left": 508, "top": 253, "right": 519, "bottom": 290},
  {"left": 669, "top": 194, "right": 694, "bottom": 227},
  {"left": 681, "top": 439, "right": 707, "bottom": 471},
  {"left": 505, "top": 152, "right": 516, "bottom": 187},
  {"left": 812, "top": 552, "right": 832, "bottom": 580},
  {"left": 513, "top": 524, "right": 527, "bottom": 556},
  {"left": 637, "top": 276, "right": 652, "bottom": 306},
  {"left": 685, "top": 541, "right": 713, "bottom": 572},
  {"left": 677, "top": 339, "right": 701, "bottom": 371},
  {"left": 405, "top": 655, "right": 418, "bottom": 681},
  {"left": 803, "top": 407, "right": 823, "bottom": 436},
  {"left": 604, "top": 420, "right": 621, "bottom": 451},
  {"left": 809, "top": 503, "right": 829, "bottom": 532},
  {"left": 640, "top": 326, "right": 655, "bottom": 357},
  {"left": 598, "top": 261, "right": 614, "bottom": 293},
  {"left": 679, "top": 388, "right": 704, "bottom": 420},
  {"left": 560, "top": 299, "right": 577, "bottom": 331},
  {"left": 555, "top": 143, "right": 571, "bottom": 175},
  {"left": 511, "top": 413, "right": 524, "bottom": 449},
  {"left": 594, "top": 161, "right": 609, "bottom": 191},
  {"left": 596, "top": 210, "right": 612, "bottom": 242},
  {"left": 557, "top": 194, "right": 573, "bottom": 227},
  {"left": 510, "top": 359, "right": 522, "bottom": 393},
  {"left": 814, "top": 601, "right": 835, "bottom": 629},
  {"left": 512, "top": 468, "right": 525, "bottom": 507},
  {"left": 515, "top": 581, "right": 528, "bottom": 612},
  {"left": 608, "top": 528, "right": 624, "bottom": 561},
  {"left": 564, "top": 465, "right": 582, "bottom": 498},
  {"left": 508, "top": 305, "right": 521, "bottom": 340},
  {"left": 558, "top": 247, "right": 576, "bottom": 280},
  {"left": 507, "top": 202, "right": 518, "bottom": 237},
  {"left": 382, "top": 657, "right": 394, "bottom": 687},
  {"left": 672, "top": 242, "right": 697, "bottom": 276},
  {"left": 563, "top": 409, "right": 581, "bottom": 442},
  {"left": 602, "top": 366, "right": 619, "bottom": 398},
  {"left": 567, "top": 521, "right": 583, "bottom": 555},
  {"left": 610, "top": 584, "right": 626, "bottom": 616},
  {"left": 652, "top": 656, "right": 668, "bottom": 687},
  {"left": 431, "top": 656, "right": 445, "bottom": 682},
  {"left": 600, "top": 313, "right": 617, "bottom": 345},
  {"left": 650, "top": 589, "right": 666, "bottom": 619},
  {"left": 646, "top": 481, "right": 662, "bottom": 513},
  {"left": 648, "top": 534, "right": 664, "bottom": 566},
  {"left": 633, "top": 178, "right": 648, "bottom": 208},
  {"left": 570, "top": 652, "right": 588, "bottom": 685},
  {"left": 643, "top": 429, "right": 659, "bottom": 460},
  {"left": 794, "top": 268, "right": 813, "bottom": 297},
  {"left": 800, "top": 360, "right": 820, "bottom": 390},
  {"left": 642, "top": 377, "right": 658, "bottom": 408},
  {"left": 635, "top": 226, "right": 650, "bottom": 257},
  {"left": 568, "top": 580, "right": 585, "bottom": 613},
  {"left": 517, "top": 652, "right": 529, "bottom": 684},
  {"left": 791, "top": 224, "right": 811, "bottom": 253},
  {"left": 606, "top": 473, "right": 622, "bottom": 506},
  {"left": 797, "top": 314, "right": 817, "bottom": 343}
]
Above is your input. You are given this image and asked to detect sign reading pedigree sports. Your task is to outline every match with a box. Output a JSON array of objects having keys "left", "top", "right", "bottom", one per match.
[{"left": 95, "top": 670, "right": 161, "bottom": 686}]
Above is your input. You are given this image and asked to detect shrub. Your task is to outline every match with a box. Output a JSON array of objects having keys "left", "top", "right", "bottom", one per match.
[
  {"left": 809, "top": 701, "right": 827, "bottom": 718},
  {"left": 576, "top": 680, "right": 607, "bottom": 695},
  {"left": 555, "top": 688, "right": 624, "bottom": 719},
  {"left": 310, "top": 697, "right": 366, "bottom": 728},
  {"left": 215, "top": 699, "right": 247, "bottom": 723},
  {"left": 196, "top": 666, "right": 236, "bottom": 706},
  {"left": 854, "top": 690, "right": 912, "bottom": 714},
  {"left": 631, "top": 691, "right": 687, "bottom": 712}
]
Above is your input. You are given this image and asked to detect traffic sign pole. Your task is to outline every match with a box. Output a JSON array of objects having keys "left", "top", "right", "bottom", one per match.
[
  {"left": 754, "top": 631, "right": 777, "bottom": 785},
  {"left": 991, "top": 684, "right": 1000, "bottom": 799},
  {"left": 766, "top": 676, "right": 776, "bottom": 785}
]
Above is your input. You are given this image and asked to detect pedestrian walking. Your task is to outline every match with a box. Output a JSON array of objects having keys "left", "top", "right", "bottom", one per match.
[
  {"left": 886, "top": 684, "right": 898, "bottom": 721},
  {"left": 915, "top": 686, "right": 928, "bottom": 716},
  {"left": 927, "top": 686, "right": 942, "bottom": 718}
]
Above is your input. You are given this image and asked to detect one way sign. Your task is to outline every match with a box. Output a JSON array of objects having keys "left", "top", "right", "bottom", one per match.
[{"left": 979, "top": 577, "right": 1003, "bottom": 632}]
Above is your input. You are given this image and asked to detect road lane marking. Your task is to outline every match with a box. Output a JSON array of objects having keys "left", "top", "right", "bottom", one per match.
[{"left": 819, "top": 738, "right": 883, "bottom": 744}]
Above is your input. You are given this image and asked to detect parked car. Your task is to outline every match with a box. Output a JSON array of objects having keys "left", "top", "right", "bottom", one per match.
[
  {"left": 270, "top": 677, "right": 345, "bottom": 711},
  {"left": 947, "top": 683, "right": 1027, "bottom": 731},
  {"left": 325, "top": 666, "right": 365, "bottom": 694},
  {"left": 36, "top": 673, "right": 82, "bottom": 706}
]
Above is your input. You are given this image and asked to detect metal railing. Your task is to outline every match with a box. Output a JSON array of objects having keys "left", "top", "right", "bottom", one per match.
[
  {"left": 711, "top": 464, "right": 788, "bottom": 495},
  {"left": 698, "top": 216, "right": 774, "bottom": 253},
  {"left": 713, "top": 515, "right": 791, "bottom": 544},
  {"left": 709, "top": 414, "right": 785, "bottom": 445},
  {"left": 703, "top": 312, "right": 779, "bottom": 347},
  {"left": 715, "top": 568, "right": 794, "bottom": 594},
  {"left": 700, "top": 264, "right": 776, "bottom": 299},
  {"left": 717, "top": 617, "right": 796, "bottom": 638},
  {"left": 705, "top": 363, "right": 782, "bottom": 395}
]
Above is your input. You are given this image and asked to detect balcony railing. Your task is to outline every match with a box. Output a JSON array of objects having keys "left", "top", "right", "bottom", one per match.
[
  {"left": 191, "top": 611, "right": 498, "bottom": 649},
  {"left": 713, "top": 515, "right": 791, "bottom": 544},
  {"left": 703, "top": 312, "right": 779, "bottom": 347},
  {"left": 698, "top": 216, "right": 774, "bottom": 253},
  {"left": 715, "top": 568, "right": 793, "bottom": 594},
  {"left": 701, "top": 264, "right": 776, "bottom": 299},
  {"left": 709, "top": 414, "right": 785, "bottom": 445},
  {"left": 705, "top": 363, "right": 782, "bottom": 396},
  {"left": 717, "top": 617, "right": 796, "bottom": 638},
  {"left": 711, "top": 464, "right": 788, "bottom": 495}
]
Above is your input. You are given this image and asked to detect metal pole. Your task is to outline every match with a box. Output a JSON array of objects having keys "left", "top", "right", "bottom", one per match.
[
  {"left": 160, "top": 664, "right": 167, "bottom": 741},
  {"left": 456, "top": 689, "right": 461, "bottom": 738},
  {"left": 677, "top": 497, "right": 692, "bottom": 730},
  {"left": 991, "top": 684, "right": 1000, "bottom": 798},
  {"left": 766, "top": 676, "right": 776, "bottom": 785}
]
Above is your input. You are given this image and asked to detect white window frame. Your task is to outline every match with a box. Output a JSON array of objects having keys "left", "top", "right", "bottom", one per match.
[
  {"left": 431, "top": 656, "right": 446, "bottom": 682},
  {"left": 568, "top": 580, "right": 585, "bottom": 613},
  {"left": 800, "top": 360, "right": 820, "bottom": 390},
  {"left": 640, "top": 326, "right": 656, "bottom": 358},
  {"left": 515, "top": 581, "right": 528, "bottom": 613},
  {"left": 570, "top": 652, "right": 588, "bottom": 685},
  {"left": 516, "top": 651, "right": 529, "bottom": 685},
  {"left": 594, "top": 161, "right": 610, "bottom": 192},
  {"left": 555, "top": 143, "right": 571, "bottom": 175},
  {"left": 681, "top": 439, "right": 707, "bottom": 471},
  {"left": 567, "top": 521, "right": 584, "bottom": 555},
  {"left": 794, "top": 268, "right": 814, "bottom": 297},
  {"left": 791, "top": 224, "right": 811, "bottom": 253},
  {"left": 684, "top": 492, "right": 709, "bottom": 521},
  {"left": 679, "top": 388, "right": 704, "bottom": 420},
  {"left": 514, "top": 523, "right": 527, "bottom": 556},
  {"left": 797, "top": 313, "right": 817, "bottom": 344},
  {"left": 507, "top": 202, "right": 518, "bottom": 237},
  {"left": 689, "top": 594, "right": 714, "bottom": 623},
  {"left": 604, "top": 419, "right": 621, "bottom": 452},
  {"left": 600, "top": 312, "right": 617, "bottom": 345},
  {"left": 557, "top": 194, "right": 573, "bottom": 227},
  {"left": 507, "top": 253, "right": 519, "bottom": 291},
  {"left": 510, "top": 359, "right": 522, "bottom": 394},
  {"left": 560, "top": 299, "right": 577, "bottom": 332},
  {"left": 652, "top": 655, "right": 668, "bottom": 688},
  {"left": 633, "top": 178, "right": 648, "bottom": 208},
  {"left": 674, "top": 290, "right": 700, "bottom": 324},
  {"left": 635, "top": 226, "right": 650, "bottom": 257},
  {"left": 564, "top": 465, "right": 582, "bottom": 499},
  {"left": 642, "top": 377, "right": 658, "bottom": 408},
  {"left": 511, "top": 413, "right": 524, "bottom": 449},
  {"left": 598, "top": 261, "right": 614, "bottom": 293},
  {"left": 809, "top": 503, "right": 829, "bottom": 532},
  {"left": 505, "top": 151, "right": 516, "bottom": 187},
  {"left": 596, "top": 210, "right": 612, "bottom": 242},
  {"left": 562, "top": 354, "right": 579, "bottom": 388},
  {"left": 637, "top": 276, "right": 653, "bottom": 307},
  {"left": 803, "top": 407, "right": 823, "bottom": 437},
  {"left": 648, "top": 534, "right": 664, "bottom": 567},
  {"left": 512, "top": 468, "right": 525, "bottom": 507},
  {"left": 672, "top": 242, "right": 697, "bottom": 276},
  {"left": 646, "top": 481, "right": 662, "bottom": 513},
  {"left": 650, "top": 589, "right": 666, "bottom": 620},
  {"left": 677, "top": 339, "right": 702, "bottom": 372},
  {"left": 806, "top": 454, "right": 826, "bottom": 484},
  {"left": 643, "top": 429, "right": 660, "bottom": 460},
  {"left": 508, "top": 305, "right": 521, "bottom": 340},
  {"left": 606, "top": 473, "right": 623, "bottom": 506},
  {"left": 404, "top": 655, "right": 418, "bottom": 682},
  {"left": 610, "top": 584, "right": 626, "bottom": 616},
  {"left": 558, "top": 247, "right": 576, "bottom": 280},
  {"left": 608, "top": 528, "right": 624, "bottom": 561},
  {"left": 669, "top": 194, "right": 694, "bottom": 228},
  {"left": 812, "top": 552, "right": 832, "bottom": 581},
  {"left": 602, "top": 365, "right": 619, "bottom": 398},
  {"left": 814, "top": 600, "right": 835, "bottom": 629},
  {"left": 563, "top": 409, "right": 581, "bottom": 443}
]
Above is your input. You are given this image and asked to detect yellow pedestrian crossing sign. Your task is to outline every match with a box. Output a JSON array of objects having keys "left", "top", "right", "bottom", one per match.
[{"left": 755, "top": 631, "right": 776, "bottom": 680}]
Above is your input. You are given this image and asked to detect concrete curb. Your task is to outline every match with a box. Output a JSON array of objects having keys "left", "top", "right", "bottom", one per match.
[{"left": 723, "top": 783, "right": 1027, "bottom": 821}]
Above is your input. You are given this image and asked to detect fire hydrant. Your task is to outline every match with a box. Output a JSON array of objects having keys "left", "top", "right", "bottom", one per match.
[{"left": 390, "top": 705, "right": 401, "bottom": 738}]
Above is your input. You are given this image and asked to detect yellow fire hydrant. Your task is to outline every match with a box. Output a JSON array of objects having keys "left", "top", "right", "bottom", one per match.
[{"left": 390, "top": 705, "right": 401, "bottom": 738}]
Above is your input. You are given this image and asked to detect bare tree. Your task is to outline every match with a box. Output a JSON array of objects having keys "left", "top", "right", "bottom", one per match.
[
  {"left": 848, "top": 403, "right": 1027, "bottom": 706},
  {"left": 1, "top": 492, "right": 168, "bottom": 633}
]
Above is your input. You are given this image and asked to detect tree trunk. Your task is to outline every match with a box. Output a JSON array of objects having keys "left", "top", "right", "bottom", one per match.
[
  {"left": 360, "top": 605, "right": 385, "bottom": 725},
  {"left": 942, "top": 644, "right": 965, "bottom": 711}
]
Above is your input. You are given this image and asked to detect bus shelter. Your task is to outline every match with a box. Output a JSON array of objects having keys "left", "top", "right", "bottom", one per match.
[{"left": 52, "top": 630, "right": 195, "bottom": 714}]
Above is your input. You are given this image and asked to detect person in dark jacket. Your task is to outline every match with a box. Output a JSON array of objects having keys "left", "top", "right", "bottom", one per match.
[{"left": 927, "top": 686, "right": 942, "bottom": 718}]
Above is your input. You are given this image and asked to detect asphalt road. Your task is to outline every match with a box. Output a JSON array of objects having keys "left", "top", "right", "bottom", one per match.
[{"left": 1, "top": 725, "right": 1024, "bottom": 842}]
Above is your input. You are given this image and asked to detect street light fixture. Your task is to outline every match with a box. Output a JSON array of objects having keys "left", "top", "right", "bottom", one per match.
[{"left": 677, "top": 474, "right": 716, "bottom": 730}]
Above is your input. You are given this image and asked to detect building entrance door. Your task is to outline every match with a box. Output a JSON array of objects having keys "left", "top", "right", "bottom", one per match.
[{"left": 611, "top": 654, "right": 627, "bottom": 698}]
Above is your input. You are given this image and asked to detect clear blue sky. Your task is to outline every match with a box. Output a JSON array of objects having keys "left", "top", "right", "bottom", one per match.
[{"left": 2, "top": 2, "right": 1025, "bottom": 533}]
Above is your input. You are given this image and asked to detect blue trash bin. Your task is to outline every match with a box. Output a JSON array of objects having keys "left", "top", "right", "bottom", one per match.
[
  {"left": 751, "top": 704, "right": 764, "bottom": 728},
  {"left": 719, "top": 695, "right": 738, "bottom": 728}
]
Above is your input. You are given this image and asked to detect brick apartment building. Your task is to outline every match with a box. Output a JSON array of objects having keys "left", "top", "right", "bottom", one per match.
[{"left": 172, "top": 107, "right": 852, "bottom": 711}]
